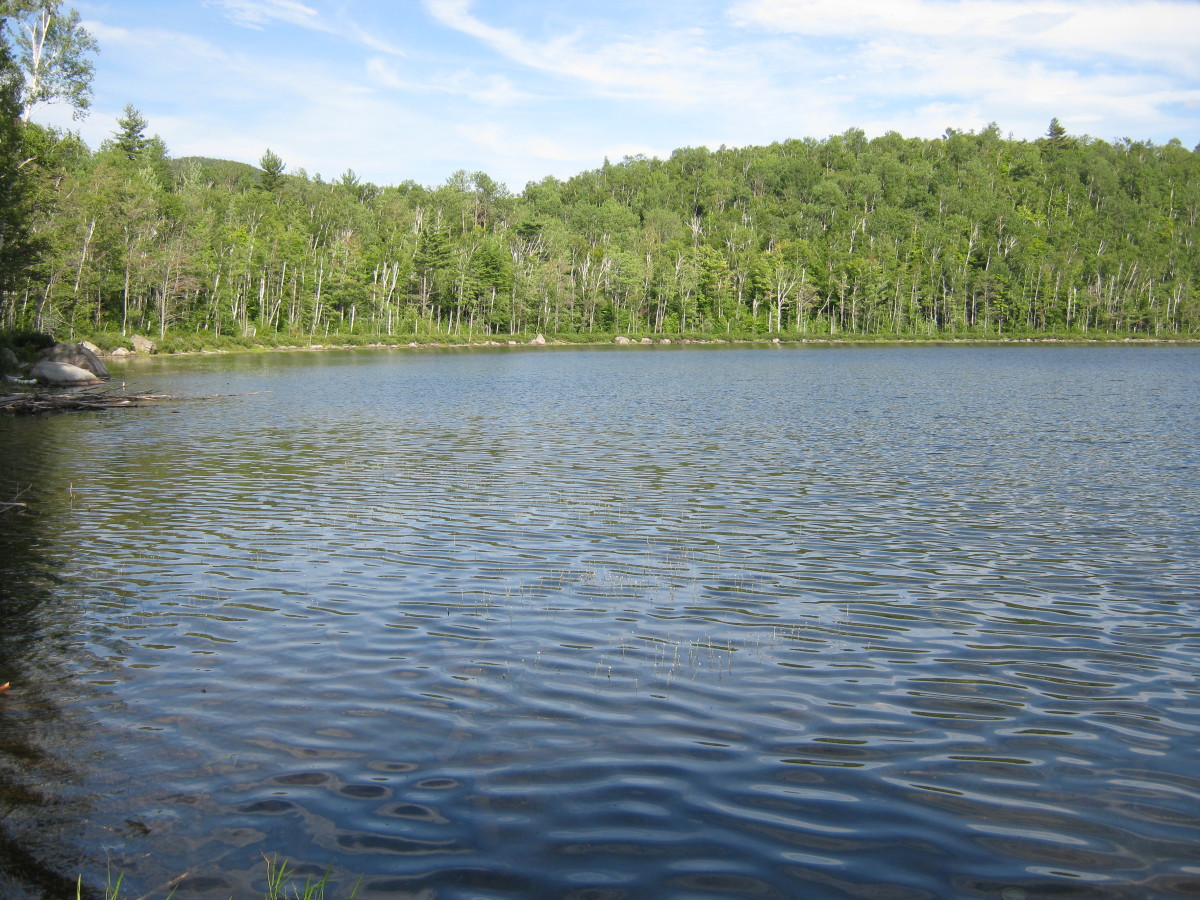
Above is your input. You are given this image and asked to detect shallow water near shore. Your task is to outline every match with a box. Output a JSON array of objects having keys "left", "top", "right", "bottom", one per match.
[{"left": 2, "top": 343, "right": 1199, "bottom": 899}]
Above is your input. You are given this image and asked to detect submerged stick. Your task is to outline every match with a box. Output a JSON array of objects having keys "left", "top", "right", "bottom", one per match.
[{"left": 1, "top": 388, "right": 270, "bottom": 415}]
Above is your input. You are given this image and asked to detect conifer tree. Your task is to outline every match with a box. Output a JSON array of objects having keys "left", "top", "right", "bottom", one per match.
[
  {"left": 112, "top": 103, "right": 150, "bottom": 160},
  {"left": 258, "top": 148, "right": 285, "bottom": 192}
]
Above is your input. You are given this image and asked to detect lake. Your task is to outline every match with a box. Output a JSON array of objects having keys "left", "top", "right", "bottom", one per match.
[{"left": 1, "top": 343, "right": 1198, "bottom": 899}]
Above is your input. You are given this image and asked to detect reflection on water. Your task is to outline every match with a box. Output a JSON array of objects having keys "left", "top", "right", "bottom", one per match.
[{"left": 2, "top": 345, "right": 1199, "bottom": 899}]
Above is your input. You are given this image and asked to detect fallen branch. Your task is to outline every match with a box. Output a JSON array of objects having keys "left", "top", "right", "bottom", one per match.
[
  {"left": 1, "top": 387, "right": 273, "bottom": 415},
  {"left": 1, "top": 387, "right": 178, "bottom": 414}
]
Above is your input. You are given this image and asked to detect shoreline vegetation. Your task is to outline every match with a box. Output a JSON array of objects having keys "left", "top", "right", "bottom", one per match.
[
  {"left": 4, "top": 121, "right": 1199, "bottom": 349},
  {"left": 2, "top": 6, "right": 1199, "bottom": 390},
  {"left": 64, "top": 328, "right": 1200, "bottom": 357},
  {"left": 5, "top": 18, "right": 1199, "bottom": 365}
]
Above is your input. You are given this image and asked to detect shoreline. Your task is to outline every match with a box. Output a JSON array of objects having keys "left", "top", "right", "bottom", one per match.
[{"left": 101, "top": 333, "right": 1200, "bottom": 360}]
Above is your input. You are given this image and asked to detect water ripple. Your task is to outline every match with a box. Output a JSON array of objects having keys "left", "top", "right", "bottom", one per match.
[{"left": 1, "top": 346, "right": 1198, "bottom": 898}]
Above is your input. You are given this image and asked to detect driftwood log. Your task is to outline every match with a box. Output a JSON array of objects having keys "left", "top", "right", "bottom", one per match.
[
  {"left": 1, "top": 387, "right": 177, "bottom": 414},
  {"left": 2, "top": 388, "right": 270, "bottom": 415}
]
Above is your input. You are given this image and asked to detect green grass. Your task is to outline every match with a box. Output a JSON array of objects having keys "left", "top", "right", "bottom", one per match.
[
  {"left": 262, "top": 856, "right": 359, "bottom": 900},
  {"left": 78, "top": 856, "right": 360, "bottom": 900}
]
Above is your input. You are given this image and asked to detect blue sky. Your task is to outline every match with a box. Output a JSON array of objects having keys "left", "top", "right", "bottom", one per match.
[{"left": 31, "top": 0, "right": 1200, "bottom": 191}]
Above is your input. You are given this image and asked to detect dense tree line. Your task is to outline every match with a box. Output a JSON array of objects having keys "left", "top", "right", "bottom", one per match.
[{"left": 1, "top": 10, "right": 1197, "bottom": 345}]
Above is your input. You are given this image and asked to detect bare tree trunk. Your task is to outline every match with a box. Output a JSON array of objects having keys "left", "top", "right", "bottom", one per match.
[{"left": 122, "top": 257, "right": 132, "bottom": 336}]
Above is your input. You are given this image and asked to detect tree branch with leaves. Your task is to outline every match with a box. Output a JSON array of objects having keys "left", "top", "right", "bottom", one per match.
[{"left": 1, "top": 0, "right": 97, "bottom": 122}]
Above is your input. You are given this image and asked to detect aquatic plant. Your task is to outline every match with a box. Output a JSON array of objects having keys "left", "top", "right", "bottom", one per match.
[
  {"left": 74, "top": 856, "right": 360, "bottom": 900},
  {"left": 263, "top": 856, "right": 360, "bottom": 900}
]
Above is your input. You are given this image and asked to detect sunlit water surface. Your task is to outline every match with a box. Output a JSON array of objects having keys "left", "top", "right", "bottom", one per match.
[{"left": 1, "top": 344, "right": 1198, "bottom": 899}]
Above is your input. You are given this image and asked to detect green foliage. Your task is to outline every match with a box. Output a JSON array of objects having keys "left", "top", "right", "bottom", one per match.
[
  {"left": 1, "top": 0, "right": 98, "bottom": 121},
  {"left": 170, "top": 155, "right": 261, "bottom": 190},
  {"left": 258, "top": 148, "right": 285, "bottom": 192},
  {"left": 1, "top": 116, "right": 1198, "bottom": 344},
  {"left": 0, "top": 326, "right": 52, "bottom": 360},
  {"left": 109, "top": 103, "right": 149, "bottom": 160},
  {"left": 0, "top": 32, "right": 33, "bottom": 304}
]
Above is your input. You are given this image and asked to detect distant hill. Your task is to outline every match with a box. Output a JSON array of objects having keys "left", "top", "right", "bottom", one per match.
[
  {"left": 170, "top": 156, "right": 261, "bottom": 190},
  {"left": 8, "top": 125, "right": 1198, "bottom": 342}
]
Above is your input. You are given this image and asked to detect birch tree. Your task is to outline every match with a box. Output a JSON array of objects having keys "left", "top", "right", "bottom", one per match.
[{"left": 1, "top": 0, "right": 96, "bottom": 121}]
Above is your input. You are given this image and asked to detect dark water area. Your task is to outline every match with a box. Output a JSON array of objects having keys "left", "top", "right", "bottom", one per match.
[{"left": 1, "top": 344, "right": 1198, "bottom": 899}]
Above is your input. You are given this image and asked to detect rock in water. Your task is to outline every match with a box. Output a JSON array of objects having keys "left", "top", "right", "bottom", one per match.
[
  {"left": 42, "top": 342, "right": 110, "bottom": 379},
  {"left": 30, "top": 360, "right": 105, "bottom": 386},
  {"left": 529, "top": 333, "right": 547, "bottom": 345},
  {"left": 131, "top": 335, "right": 156, "bottom": 354}
]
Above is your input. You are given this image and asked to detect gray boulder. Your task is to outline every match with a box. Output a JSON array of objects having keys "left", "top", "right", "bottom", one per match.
[
  {"left": 30, "top": 359, "right": 104, "bottom": 386},
  {"left": 130, "top": 334, "right": 156, "bottom": 354},
  {"left": 529, "top": 333, "right": 547, "bottom": 345},
  {"left": 0, "top": 346, "right": 17, "bottom": 374},
  {"left": 42, "top": 342, "right": 109, "bottom": 379}
]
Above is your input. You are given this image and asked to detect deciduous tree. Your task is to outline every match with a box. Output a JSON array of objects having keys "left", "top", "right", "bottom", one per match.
[{"left": 1, "top": 0, "right": 96, "bottom": 121}]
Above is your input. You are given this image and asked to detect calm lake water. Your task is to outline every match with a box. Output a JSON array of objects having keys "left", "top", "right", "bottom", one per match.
[{"left": 1, "top": 344, "right": 1198, "bottom": 899}]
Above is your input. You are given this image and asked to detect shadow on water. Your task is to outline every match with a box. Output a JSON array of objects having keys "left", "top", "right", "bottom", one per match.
[{"left": 0, "top": 414, "right": 118, "bottom": 900}]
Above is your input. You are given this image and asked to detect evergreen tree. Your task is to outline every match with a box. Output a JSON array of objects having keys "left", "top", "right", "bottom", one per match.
[
  {"left": 1046, "top": 117, "right": 1071, "bottom": 149},
  {"left": 258, "top": 148, "right": 285, "bottom": 192},
  {"left": 111, "top": 103, "right": 150, "bottom": 161}
]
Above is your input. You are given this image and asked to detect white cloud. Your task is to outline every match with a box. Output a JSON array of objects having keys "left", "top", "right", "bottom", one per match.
[
  {"left": 728, "top": 0, "right": 1200, "bottom": 73},
  {"left": 85, "top": 21, "right": 227, "bottom": 64},
  {"left": 728, "top": 0, "right": 1074, "bottom": 38},
  {"left": 366, "top": 58, "right": 525, "bottom": 105},
  {"left": 205, "top": 0, "right": 406, "bottom": 55},
  {"left": 719, "top": 0, "right": 1200, "bottom": 144},
  {"left": 421, "top": 0, "right": 727, "bottom": 104},
  {"left": 32, "top": 0, "right": 1200, "bottom": 192},
  {"left": 468, "top": 124, "right": 574, "bottom": 162},
  {"left": 205, "top": 0, "right": 328, "bottom": 31},
  {"left": 47, "top": 16, "right": 425, "bottom": 181},
  {"left": 458, "top": 122, "right": 674, "bottom": 188}
]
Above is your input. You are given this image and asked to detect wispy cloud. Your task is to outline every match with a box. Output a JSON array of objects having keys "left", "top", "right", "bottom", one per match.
[
  {"left": 205, "top": 0, "right": 405, "bottom": 54},
  {"left": 729, "top": 0, "right": 1200, "bottom": 73},
  {"left": 724, "top": 0, "right": 1200, "bottom": 140},
  {"left": 37, "top": 0, "right": 1200, "bottom": 192},
  {"left": 366, "top": 58, "right": 525, "bottom": 105},
  {"left": 421, "top": 0, "right": 727, "bottom": 104},
  {"left": 205, "top": 0, "right": 329, "bottom": 31}
]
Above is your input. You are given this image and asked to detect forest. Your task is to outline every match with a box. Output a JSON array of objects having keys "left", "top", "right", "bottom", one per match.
[{"left": 2, "top": 4, "right": 1198, "bottom": 350}]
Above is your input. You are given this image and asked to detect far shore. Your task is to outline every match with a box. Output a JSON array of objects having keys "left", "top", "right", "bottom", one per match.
[{"left": 97, "top": 332, "right": 1200, "bottom": 360}]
